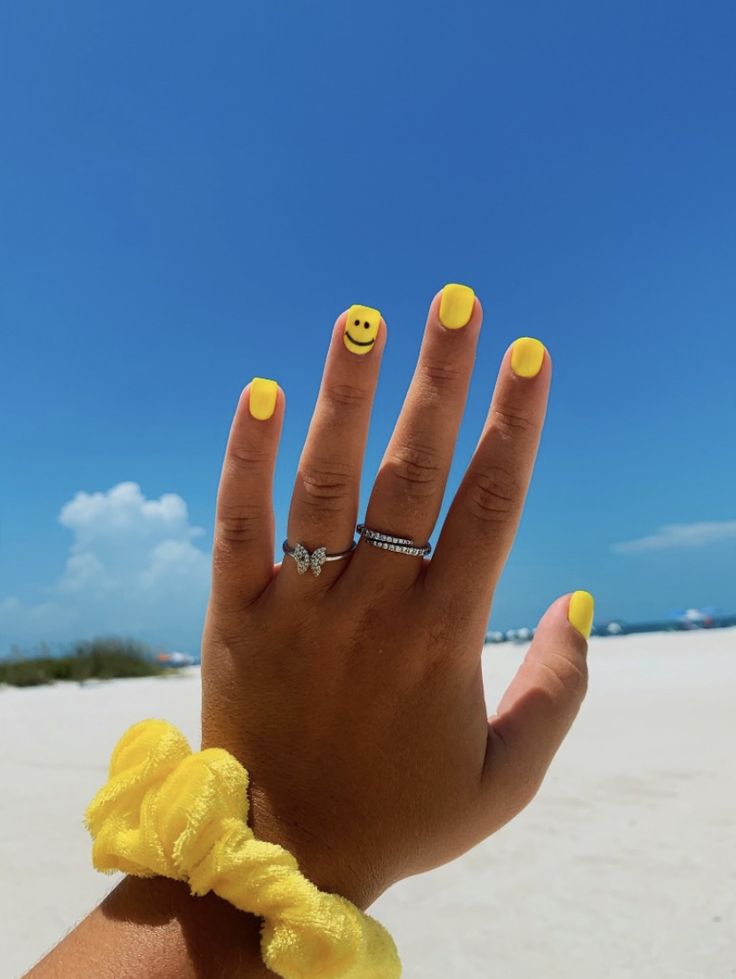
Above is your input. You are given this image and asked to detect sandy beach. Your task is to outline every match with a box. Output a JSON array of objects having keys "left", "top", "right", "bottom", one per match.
[{"left": 2, "top": 628, "right": 734, "bottom": 978}]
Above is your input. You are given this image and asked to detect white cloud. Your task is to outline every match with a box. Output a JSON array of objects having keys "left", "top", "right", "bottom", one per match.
[
  {"left": 613, "top": 520, "right": 736, "bottom": 554},
  {"left": 0, "top": 482, "right": 211, "bottom": 655}
]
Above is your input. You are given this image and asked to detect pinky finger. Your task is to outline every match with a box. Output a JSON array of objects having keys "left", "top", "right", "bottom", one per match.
[{"left": 211, "top": 377, "right": 284, "bottom": 611}]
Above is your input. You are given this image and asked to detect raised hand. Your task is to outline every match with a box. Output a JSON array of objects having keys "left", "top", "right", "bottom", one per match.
[{"left": 201, "top": 285, "right": 592, "bottom": 912}]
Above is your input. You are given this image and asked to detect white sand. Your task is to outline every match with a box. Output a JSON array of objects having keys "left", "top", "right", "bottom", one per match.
[{"left": 2, "top": 629, "right": 735, "bottom": 978}]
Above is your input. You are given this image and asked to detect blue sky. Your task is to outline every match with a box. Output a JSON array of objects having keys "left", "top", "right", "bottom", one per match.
[{"left": 1, "top": 1, "right": 735, "bottom": 654}]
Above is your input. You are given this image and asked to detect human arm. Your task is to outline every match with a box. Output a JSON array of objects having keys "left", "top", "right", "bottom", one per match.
[
  {"left": 25, "top": 875, "right": 273, "bottom": 978},
  {"left": 28, "top": 285, "right": 593, "bottom": 977}
]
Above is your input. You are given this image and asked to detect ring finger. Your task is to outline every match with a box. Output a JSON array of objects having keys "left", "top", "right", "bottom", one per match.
[{"left": 280, "top": 304, "right": 386, "bottom": 587}]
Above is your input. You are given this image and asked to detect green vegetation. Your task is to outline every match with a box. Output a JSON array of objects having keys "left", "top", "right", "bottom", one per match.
[{"left": 0, "top": 638, "right": 170, "bottom": 688}]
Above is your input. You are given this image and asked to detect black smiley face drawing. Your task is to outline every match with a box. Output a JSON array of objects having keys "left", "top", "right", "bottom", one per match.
[{"left": 344, "top": 305, "right": 381, "bottom": 355}]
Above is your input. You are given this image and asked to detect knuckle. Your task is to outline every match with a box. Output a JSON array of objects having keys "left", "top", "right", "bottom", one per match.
[
  {"left": 540, "top": 651, "right": 589, "bottom": 703},
  {"left": 386, "top": 440, "right": 443, "bottom": 498},
  {"left": 216, "top": 502, "right": 265, "bottom": 546},
  {"left": 298, "top": 461, "right": 353, "bottom": 512},
  {"left": 491, "top": 401, "right": 534, "bottom": 440},
  {"left": 322, "top": 381, "right": 370, "bottom": 411},
  {"left": 225, "top": 444, "right": 271, "bottom": 476},
  {"left": 419, "top": 357, "right": 464, "bottom": 393},
  {"left": 465, "top": 465, "right": 520, "bottom": 524}
]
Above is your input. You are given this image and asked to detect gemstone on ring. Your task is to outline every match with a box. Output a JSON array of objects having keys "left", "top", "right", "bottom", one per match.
[
  {"left": 356, "top": 524, "right": 431, "bottom": 557},
  {"left": 282, "top": 539, "right": 356, "bottom": 577},
  {"left": 293, "top": 543, "right": 327, "bottom": 576}
]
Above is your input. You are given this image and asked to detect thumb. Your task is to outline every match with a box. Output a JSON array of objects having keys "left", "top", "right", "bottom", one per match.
[{"left": 482, "top": 591, "right": 593, "bottom": 816}]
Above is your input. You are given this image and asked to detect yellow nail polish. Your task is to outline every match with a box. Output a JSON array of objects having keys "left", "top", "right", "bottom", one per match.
[
  {"left": 249, "top": 377, "right": 278, "bottom": 420},
  {"left": 510, "top": 337, "right": 546, "bottom": 378},
  {"left": 439, "top": 283, "right": 475, "bottom": 329},
  {"left": 344, "top": 305, "right": 381, "bottom": 355},
  {"left": 568, "top": 590, "right": 595, "bottom": 639}
]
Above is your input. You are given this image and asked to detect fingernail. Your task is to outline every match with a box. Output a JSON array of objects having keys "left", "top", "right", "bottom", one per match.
[
  {"left": 249, "top": 377, "right": 278, "bottom": 420},
  {"left": 439, "top": 283, "right": 475, "bottom": 329},
  {"left": 344, "top": 305, "right": 381, "bottom": 355},
  {"left": 510, "top": 337, "right": 546, "bottom": 378},
  {"left": 568, "top": 590, "right": 595, "bottom": 640}
]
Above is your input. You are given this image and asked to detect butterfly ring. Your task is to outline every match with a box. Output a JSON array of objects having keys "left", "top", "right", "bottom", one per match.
[{"left": 281, "top": 539, "right": 356, "bottom": 578}]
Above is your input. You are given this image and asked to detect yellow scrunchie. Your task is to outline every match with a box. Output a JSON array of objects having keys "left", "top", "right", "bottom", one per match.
[{"left": 84, "top": 718, "right": 401, "bottom": 979}]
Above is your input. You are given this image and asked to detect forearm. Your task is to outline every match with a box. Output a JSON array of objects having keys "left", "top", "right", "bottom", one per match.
[{"left": 25, "top": 875, "right": 275, "bottom": 979}]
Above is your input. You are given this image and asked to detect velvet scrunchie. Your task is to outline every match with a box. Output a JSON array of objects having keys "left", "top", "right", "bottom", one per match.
[{"left": 84, "top": 718, "right": 401, "bottom": 978}]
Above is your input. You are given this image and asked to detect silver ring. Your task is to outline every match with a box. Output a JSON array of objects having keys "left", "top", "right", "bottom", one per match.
[
  {"left": 282, "top": 539, "right": 356, "bottom": 577},
  {"left": 356, "top": 523, "right": 431, "bottom": 557}
]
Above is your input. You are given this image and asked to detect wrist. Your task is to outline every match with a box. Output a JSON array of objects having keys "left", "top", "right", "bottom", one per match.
[
  {"left": 200, "top": 729, "right": 382, "bottom": 912},
  {"left": 247, "top": 796, "right": 380, "bottom": 912}
]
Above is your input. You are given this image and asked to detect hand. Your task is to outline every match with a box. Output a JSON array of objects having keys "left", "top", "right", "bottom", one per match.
[{"left": 200, "top": 286, "right": 592, "bottom": 912}]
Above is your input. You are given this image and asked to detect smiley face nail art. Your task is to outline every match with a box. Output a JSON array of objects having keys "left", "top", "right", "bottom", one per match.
[{"left": 344, "top": 305, "right": 381, "bottom": 355}]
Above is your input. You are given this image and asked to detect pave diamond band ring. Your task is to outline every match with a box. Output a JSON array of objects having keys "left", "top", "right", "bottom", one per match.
[
  {"left": 356, "top": 523, "right": 432, "bottom": 557},
  {"left": 282, "top": 540, "right": 356, "bottom": 577}
]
